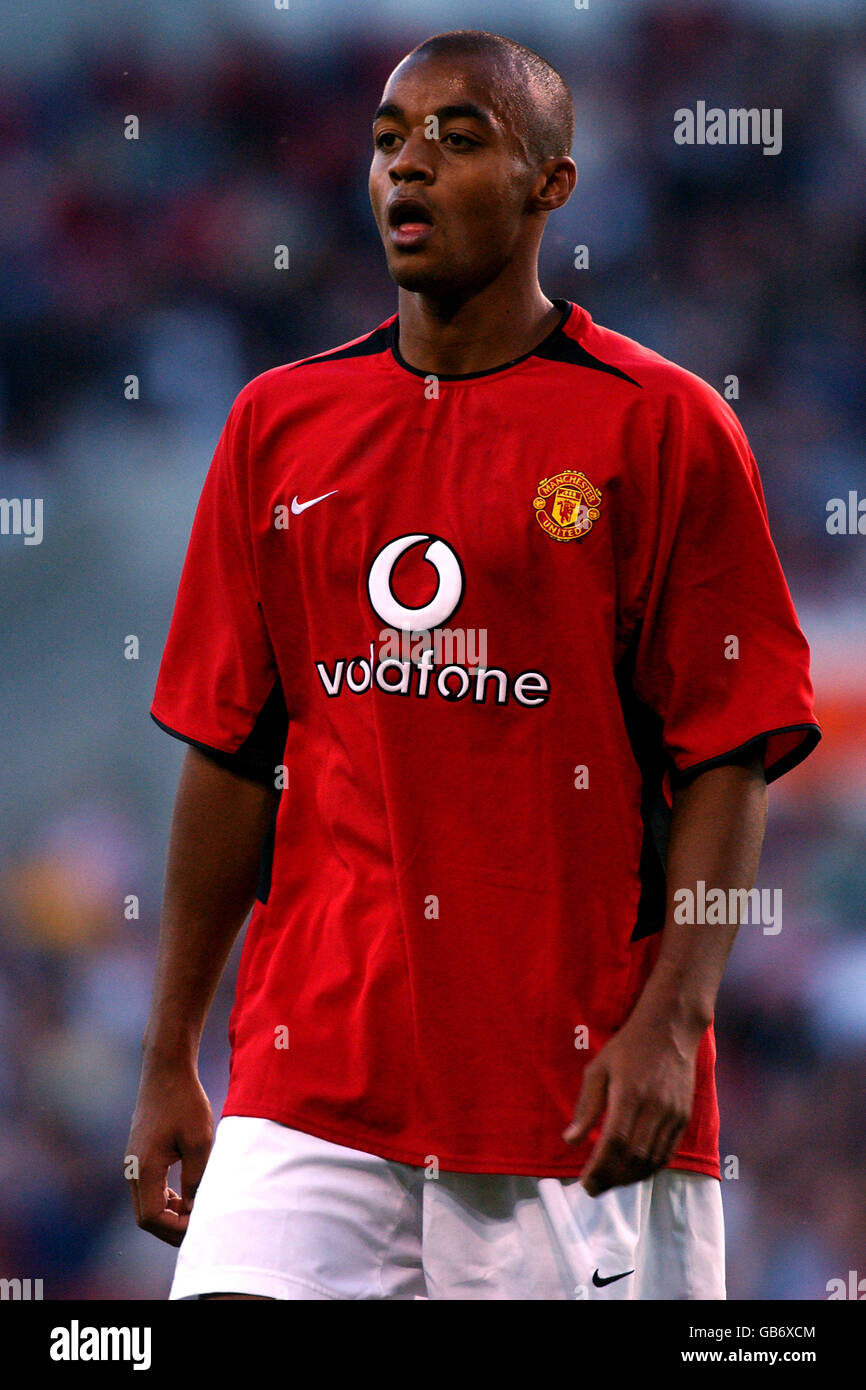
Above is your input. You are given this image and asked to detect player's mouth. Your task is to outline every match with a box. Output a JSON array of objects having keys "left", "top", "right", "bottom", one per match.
[{"left": 387, "top": 196, "right": 435, "bottom": 248}]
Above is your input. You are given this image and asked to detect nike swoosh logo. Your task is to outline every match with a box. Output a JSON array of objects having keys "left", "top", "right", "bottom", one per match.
[
  {"left": 592, "top": 1268, "right": 634, "bottom": 1287},
  {"left": 291, "top": 490, "right": 339, "bottom": 514}
]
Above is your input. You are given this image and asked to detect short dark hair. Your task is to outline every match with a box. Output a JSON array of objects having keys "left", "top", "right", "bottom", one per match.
[{"left": 403, "top": 30, "right": 574, "bottom": 166}]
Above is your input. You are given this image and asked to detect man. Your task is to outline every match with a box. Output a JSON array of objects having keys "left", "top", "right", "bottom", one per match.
[{"left": 126, "top": 30, "right": 820, "bottom": 1300}]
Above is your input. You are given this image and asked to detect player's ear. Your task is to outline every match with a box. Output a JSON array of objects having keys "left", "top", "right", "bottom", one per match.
[{"left": 530, "top": 155, "right": 577, "bottom": 215}]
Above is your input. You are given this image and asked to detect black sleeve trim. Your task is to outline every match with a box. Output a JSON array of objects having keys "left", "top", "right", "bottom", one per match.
[
  {"left": 671, "top": 723, "right": 821, "bottom": 788},
  {"left": 151, "top": 679, "right": 289, "bottom": 789}
]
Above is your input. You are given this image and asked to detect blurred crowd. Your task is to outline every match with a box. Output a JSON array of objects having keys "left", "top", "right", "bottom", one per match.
[{"left": 0, "top": 1, "right": 864, "bottom": 1299}]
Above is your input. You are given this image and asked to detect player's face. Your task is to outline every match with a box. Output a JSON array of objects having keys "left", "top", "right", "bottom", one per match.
[{"left": 368, "top": 54, "right": 538, "bottom": 297}]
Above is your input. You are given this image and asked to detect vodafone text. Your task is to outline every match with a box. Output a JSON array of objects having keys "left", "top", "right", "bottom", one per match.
[{"left": 316, "top": 642, "right": 550, "bottom": 707}]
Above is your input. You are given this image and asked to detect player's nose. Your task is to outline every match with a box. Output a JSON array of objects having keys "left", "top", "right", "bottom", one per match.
[{"left": 388, "top": 128, "right": 436, "bottom": 183}]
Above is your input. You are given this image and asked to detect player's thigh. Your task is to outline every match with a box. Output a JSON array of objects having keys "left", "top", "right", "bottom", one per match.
[{"left": 170, "top": 1115, "right": 426, "bottom": 1300}]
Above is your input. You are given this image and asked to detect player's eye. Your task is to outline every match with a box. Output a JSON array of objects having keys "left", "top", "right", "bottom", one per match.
[{"left": 374, "top": 129, "right": 479, "bottom": 152}]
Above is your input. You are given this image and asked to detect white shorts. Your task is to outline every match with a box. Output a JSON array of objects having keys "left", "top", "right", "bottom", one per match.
[{"left": 169, "top": 1116, "right": 725, "bottom": 1301}]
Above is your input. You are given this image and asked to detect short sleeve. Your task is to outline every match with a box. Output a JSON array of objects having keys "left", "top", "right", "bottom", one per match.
[
  {"left": 150, "top": 391, "right": 287, "bottom": 785},
  {"left": 632, "top": 379, "right": 820, "bottom": 786}
]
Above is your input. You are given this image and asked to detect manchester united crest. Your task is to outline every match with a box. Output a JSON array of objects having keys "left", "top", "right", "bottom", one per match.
[{"left": 533, "top": 470, "right": 602, "bottom": 542}]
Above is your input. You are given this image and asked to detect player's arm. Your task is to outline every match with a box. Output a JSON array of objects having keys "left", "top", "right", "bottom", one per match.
[
  {"left": 125, "top": 746, "right": 278, "bottom": 1245},
  {"left": 563, "top": 748, "right": 768, "bottom": 1194}
]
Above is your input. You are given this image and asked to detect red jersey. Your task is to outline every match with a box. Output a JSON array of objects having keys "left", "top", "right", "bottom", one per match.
[{"left": 151, "top": 299, "right": 820, "bottom": 1177}]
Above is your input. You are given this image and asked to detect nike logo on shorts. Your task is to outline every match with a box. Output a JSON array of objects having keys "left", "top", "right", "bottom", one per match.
[{"left": 592, "top": 1267, "right": 634, "bottom": 1287}]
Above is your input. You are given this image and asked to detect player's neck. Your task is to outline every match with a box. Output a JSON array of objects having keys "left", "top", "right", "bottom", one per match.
[{"left": 394, "top": 282, "right": 563, "bottom": 376}]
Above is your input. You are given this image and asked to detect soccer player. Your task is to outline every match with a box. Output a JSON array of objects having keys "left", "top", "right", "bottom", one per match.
[{"left": 126, "top": 30, "right": 820, "bottom": 1300}]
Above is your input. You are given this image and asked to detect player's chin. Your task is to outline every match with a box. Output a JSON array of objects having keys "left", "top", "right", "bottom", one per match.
[
  {"left": 386, "top": 253, "right": 437, "bottom": 288},
  {"left": 387, "top": 256, "right": 472, "bottom": 297}
]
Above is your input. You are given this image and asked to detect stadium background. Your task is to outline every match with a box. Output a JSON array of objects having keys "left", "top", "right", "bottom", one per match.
[{"left": 0, "top": 0, "right": 864, "bottom": 1300}]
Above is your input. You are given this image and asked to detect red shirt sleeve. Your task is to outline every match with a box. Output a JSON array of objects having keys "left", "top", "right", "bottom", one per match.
[
  {"left": 150, "top": 388, "right": 286, "bottom": 784},
  {"left": 632, "top": 376, "right": 820, "bottom": 784}
]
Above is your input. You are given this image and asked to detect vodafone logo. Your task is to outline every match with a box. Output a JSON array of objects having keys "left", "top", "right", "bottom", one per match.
[
  {"left": 367, "top": 534, "right": 463, "bottom": 631},
  {"left": 313, "top": 532, "right": 550, "bottom": 709}
]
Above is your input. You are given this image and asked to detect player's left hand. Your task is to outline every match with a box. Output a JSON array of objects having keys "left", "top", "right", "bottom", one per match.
[{"left": 562, "top": 1012, "right": 702, "bottom": 1196}]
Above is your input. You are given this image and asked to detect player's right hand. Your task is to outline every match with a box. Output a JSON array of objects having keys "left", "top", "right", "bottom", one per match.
[{"left": 124, "top": 1063, "right": 214, "bottom": 1246}]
